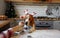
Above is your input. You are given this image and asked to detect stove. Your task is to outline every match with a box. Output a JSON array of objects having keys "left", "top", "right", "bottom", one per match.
[{"left": 35, "top": 21, "right": 53, "bottom": 29}]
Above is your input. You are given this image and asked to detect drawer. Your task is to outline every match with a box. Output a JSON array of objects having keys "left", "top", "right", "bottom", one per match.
[{"left": 35, "top": 21, "right": 53, "bottom": 29}]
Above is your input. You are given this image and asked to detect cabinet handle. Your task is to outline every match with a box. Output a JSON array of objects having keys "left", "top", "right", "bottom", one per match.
[{"left": 39, "top": 23, "right": 41, "bottom": 24}]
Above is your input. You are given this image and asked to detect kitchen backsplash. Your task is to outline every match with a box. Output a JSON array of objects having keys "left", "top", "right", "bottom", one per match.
[
  {"left": 14, "top": 5, "right": 47, "bottom": 17},
  {"left": 0, "top": 0, "right": 5, "bottom": 15},
  {"left": 14, "top": 5, "right": 60, "bottom": 17}
]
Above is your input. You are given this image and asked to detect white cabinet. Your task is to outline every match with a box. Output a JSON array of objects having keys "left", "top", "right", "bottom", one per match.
[
  {"left": 59, "top": 7, "right": 60, "bottom": 17},
  {"left": 53, "top": 21, "right": 60, "bottom": 30}
]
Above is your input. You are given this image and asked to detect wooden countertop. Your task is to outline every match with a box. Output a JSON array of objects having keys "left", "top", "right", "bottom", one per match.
[
  {"left": 12, "top": 25, "right": 24, "bottom": 32},
  {"left": 0, "top": 20, "right": 10, "bottom": 28}
]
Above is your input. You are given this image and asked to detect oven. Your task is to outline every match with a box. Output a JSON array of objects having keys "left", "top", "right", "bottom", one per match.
[{"left": 35, "top": 21, "right": 53, "bottom": 29}]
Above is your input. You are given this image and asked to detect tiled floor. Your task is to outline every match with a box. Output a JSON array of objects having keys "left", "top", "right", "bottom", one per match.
[{"left": 11, "top": 30, "right": 60, "bottom": 38}]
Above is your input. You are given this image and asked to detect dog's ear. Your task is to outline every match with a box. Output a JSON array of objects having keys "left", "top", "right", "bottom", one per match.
[
  {"left": 29, "top": 15, "right": 34, "bottom": 22},
  {"left": 29, "top": 15, "right": 33, "bottom": 21}
]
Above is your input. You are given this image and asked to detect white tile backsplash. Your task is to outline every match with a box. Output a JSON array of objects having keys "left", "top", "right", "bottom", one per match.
[
  {"left": 14, "top": 5, "right": 47, "bottom": 17},
  {"left": 0, "top": 0, "right": 5, "bottom": 15},
  {"left": 14, "top": 5, "right": 60, "bottom": 17}
]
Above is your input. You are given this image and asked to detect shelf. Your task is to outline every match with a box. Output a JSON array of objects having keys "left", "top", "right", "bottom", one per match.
[
  {"left": 51, "top": 0, "right": 60, "bottom": 3},
  {"left": 5, "top": 0, "right": 60, "bottom": 3},
  {"left": 5, "top": 0, "right": 51, "bottom": 3},
  {"left": 35, "top": 18, "right": 60, "bottom": 21},
  {"left": 10, "top": 18, "right": 60, "bottom": 21}
]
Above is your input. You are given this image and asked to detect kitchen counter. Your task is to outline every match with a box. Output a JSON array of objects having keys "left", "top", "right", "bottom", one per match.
[
  {"left": 0, "top": 20, "right": 11, "bottom": 32},
  {"left": 12, "top": 25, "right": 24, "bottom": 32},
  {"left": 0, "top": 20, "right": 10, "bottom": 28}
]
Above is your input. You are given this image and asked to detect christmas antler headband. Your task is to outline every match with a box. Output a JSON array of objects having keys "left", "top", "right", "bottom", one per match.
[
  {"left": 24, "top": 9, "right": 28, "bottom": 15},
  {"left": 24, "top": 9, "right": 37, "bottom": 15}
]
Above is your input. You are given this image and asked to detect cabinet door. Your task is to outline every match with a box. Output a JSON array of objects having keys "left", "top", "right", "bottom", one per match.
[
  {"left": 59, "top": 7, "right": 60, "bottom": 17},
  {"left": 35, "top": 21, "right": 53, "bottom": 29},
  {"left": 53, "top": 21, "right": 60, "bottom": 30}
]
